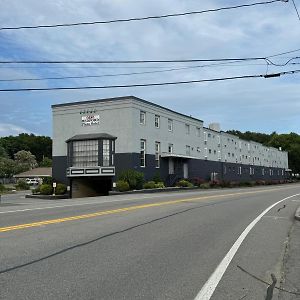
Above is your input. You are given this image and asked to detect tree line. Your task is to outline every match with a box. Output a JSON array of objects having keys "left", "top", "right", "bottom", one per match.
[
  {"left": 0, "top": 134, "right": 52, "bottom": 177},
  {"left": 227, "top": 130, "right": 300, "bottom": 173}
]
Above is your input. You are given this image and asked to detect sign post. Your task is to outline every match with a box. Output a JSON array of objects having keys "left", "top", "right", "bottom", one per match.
[{"left": 53, "top": 182, "right": 57, "bottom": 196}]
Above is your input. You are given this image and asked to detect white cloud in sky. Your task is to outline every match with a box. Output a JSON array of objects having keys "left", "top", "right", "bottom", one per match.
[
  {"left": 0, "top": 0, "right": 299, "bottom": 136},
  {"left": 0, "top": 123, "right": 36, "bottom": 137}
]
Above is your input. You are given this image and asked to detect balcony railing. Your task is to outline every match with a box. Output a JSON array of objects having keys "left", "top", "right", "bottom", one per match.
[{"left": 67, "top": 166, "right": 115, "bottom": 177}]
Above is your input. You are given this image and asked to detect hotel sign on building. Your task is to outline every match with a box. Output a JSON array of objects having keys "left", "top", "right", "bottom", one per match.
[{"left": 81, "top": 115, "right": 100, "bottom": 127}]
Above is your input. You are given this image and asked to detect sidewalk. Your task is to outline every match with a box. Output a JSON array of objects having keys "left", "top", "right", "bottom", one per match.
[{"left": 279, "top": 218, "right": 300, "bottom": 299}]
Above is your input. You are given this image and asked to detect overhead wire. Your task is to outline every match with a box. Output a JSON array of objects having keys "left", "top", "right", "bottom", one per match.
[
  {"left": 0, "top": 61, "right": 298, "bottom": 83},
  {"left": 291, "top": 0, "right": 300, "bottom": 20},
  {"left": 0, "top": 69, "right": 299, "bottom": 92},
  {"left": 0, "top": 61, "right": 277, "bottom": 82},
  {"left": 0, "top": 0, "right": 287, "bottom": 31}
]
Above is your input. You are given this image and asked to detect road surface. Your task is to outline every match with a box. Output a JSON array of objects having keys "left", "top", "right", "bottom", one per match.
[{"left": 0, "top": 184, "right": 300, "bottom": 299}]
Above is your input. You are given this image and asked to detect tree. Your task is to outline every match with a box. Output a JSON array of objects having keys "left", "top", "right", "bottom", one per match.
[
  {"left": 39, "top": 157, "right": 52, "bottom": 167},
  {"left": 14, "top": 150, "right": 37, "bottom": 172},
  {"left": 0, "top": 146, "right": 8, "bottom": 158},
  {"left": 0, "top": 158, "right": 16, "bottom": 178},
  {"left": 0, "top": 134, "right": 52, "bottom": 162}
]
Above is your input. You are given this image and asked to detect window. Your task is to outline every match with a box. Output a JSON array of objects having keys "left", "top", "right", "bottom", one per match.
[
  {"left": 140, "top": 111, "right": 146, "bottom": 125},
  {"left": 103, "top": 140, "right": 110, "bottom": 167},
  {"left": 196, "top": 127, "right": 201, "bottom": 137},
  {"left": 218, "top": 150, "right": 221, "bottom": 160},
  {"left": 238, "top": 166, "right": 242, "bottom": 175},
  {"left": 72, "top": 140, "right": 98, "bottom": 167},
  {"left": 155, "top": 115, "right": 160, "bottom": 128},
  {"left": 204, "top": 131, "right": 207, "bottom": 142},
  {"left": 185, "top": 124, "right": 190, "bottom": 135},
  {"left": 214, "top": 150, "right": 217, "bottom": 155},
  {"left": 204, "top": 148, "right": 208, "bottom": 158},
  {"left": 140, "top": 139, "right": 146, "bottom": 167},
  {"left": 208, "top": 133, "right": 211, "bottom": 138},
  {"left": 262, "top": 168, "right": 265, "bottom": 176},
  {"left": 217, "top": 135, "right": 221, "bottom": 145},
  {"left": 168, "top": 143, "right": 173, "bottom": 153},
  {"left": 186, "top": 145, "right": 191, "bottom": 156},
  {"left": 155, "top": 142, "right": 160, "bottom": 168},
  {"left": 168, "top": 119, "right": 173, "bottom": 131},
  {"left": 209, "top": 149, "right": 212, "bottom": 154}
]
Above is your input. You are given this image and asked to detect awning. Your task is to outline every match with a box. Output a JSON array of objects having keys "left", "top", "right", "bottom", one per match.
[
  {"left": 160, "top": 152, "right": 197, "bottom": 159},
  {"left": 66, "top": 133, "right": 117, "bottom": 142}
]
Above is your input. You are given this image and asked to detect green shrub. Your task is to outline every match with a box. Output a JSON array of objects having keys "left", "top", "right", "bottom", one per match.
[
  {"left": 0, "top": 183, "right": 6, "bottom": 192},
  {"left": 155, "top": 182, "right": 165, "bottom": 188},
  {"left": 42, "top": 177, "right": 54, "bottom": 185},
  {"left": 16, "top": 179, "right": 30, "bottom": 190},
  {"left": 152, "top": 172, "right": 162, "bottom": 183},
  {"left": 32, "top": 185, "right": 40, "bottom": 194},
  {"left": 40, "top": 184, "right": 53, "bottom": 195},
  {"left": 116, "top": 180, "right": 130, "bottom": 192},
  {"left": 55, "top": 183, "right": 67, "bottom": 195},
  {"left": 176, "top": 179, "right": 193, "bottom": 188},
  {"left": 143, "top": 181, "right": 157, "bottom": 189},
  {"left": 199, "top": 183, "right": 210, "bottom": 189},
  {"left": 118, "top": 170, "right": 144, "bottom": 190}
]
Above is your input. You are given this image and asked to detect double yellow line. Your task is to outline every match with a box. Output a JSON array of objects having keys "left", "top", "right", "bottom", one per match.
[{"left": 0, "top": 187, "right": 289, "bottom": 234}]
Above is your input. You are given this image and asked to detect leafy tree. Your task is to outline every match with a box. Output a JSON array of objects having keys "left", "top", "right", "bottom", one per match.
[
  {"left": 0, "top": 146, "right": 8, "bottom": 158},
  {"left": 0, "top": 158, "right": 16, "bottom": 178},
  {"left": 0, "top": 134, "right": 52, "bottom": 162},
  {"left": 39, "top": 157, "right": 52, "bottom": 167},
  {"left": 14, "top": 150, "right": 37, "bottom": 171}
]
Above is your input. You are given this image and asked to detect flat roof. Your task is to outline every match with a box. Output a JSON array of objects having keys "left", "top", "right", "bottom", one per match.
[{"left": 52, "top": 95, "right": 203, "bottom": 123}]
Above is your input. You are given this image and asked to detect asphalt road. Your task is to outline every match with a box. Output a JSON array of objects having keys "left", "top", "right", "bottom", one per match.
[{"left": 0, "top": 184, "right": 300, "bottom": 300}]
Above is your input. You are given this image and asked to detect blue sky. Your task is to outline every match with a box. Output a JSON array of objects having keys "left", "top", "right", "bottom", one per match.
[{"left": 0, "top": 0, "right": 300, "bottom": 137}]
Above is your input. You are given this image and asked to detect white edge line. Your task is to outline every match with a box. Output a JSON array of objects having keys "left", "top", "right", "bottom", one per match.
[{"left": 194, "top": 193, "right": 300, "bottom": 300}]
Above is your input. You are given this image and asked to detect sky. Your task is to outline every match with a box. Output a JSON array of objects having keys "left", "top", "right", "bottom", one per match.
[{"left": 0, "top": 0, "right": 300, "bottom": 137}]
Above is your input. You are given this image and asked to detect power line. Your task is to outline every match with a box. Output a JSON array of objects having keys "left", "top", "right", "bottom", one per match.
[
  {"left": 0, "top": 62, "right": 274, "bottom": 82},
  {"left": 0, "top": 0, "right": 286, "bottom": 31},
  {"left": 0, "top": 61, "right": 298, "bottom": 83},
  {"left": 1, "top": 47, "right": 299, "bottom": 65},
  {"left": 291, "top": 0, "right": 300, "bottom": 20},
  {"left": 0, "top": 58, "right": 266, "bottom": 64},
  {"left": 266, "top": 47, "right": 300, "bottom": 58},
  {"left": 0, "top": 69, "right": 299, "bottom": 92}
]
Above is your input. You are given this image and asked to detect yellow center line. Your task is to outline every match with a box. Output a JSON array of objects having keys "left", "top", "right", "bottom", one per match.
[{"left": 0, "top": 187, "right": 292, "bottom": 233}]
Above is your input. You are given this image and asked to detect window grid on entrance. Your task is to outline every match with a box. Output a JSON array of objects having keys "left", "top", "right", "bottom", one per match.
[
  {"left": 103, "top": 140, "right": 110, "bottom": 167},
  {"left": 155, "top": 142, "right": 160, "bottom": 168},
  {"left": 140, "top": 139, "right": 146, "bottom": 167},
  {"left": 72, "top": 140, "right": 98, "bottom": 167}
]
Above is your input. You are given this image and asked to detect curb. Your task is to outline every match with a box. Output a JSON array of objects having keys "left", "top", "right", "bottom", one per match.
[
  {"left": 295, "top": 206, "right": 300, "bottom": 221},
  {"left": 25, "top": 194, "right": 69, "bottom": 200}
]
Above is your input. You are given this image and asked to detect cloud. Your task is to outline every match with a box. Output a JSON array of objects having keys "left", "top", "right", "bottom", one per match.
[
  {"left": 0, "top": 123, "right": 36, "bottom": 137},
  {"left": 0, "top": 0, "right": 299, "bottom": 136}
]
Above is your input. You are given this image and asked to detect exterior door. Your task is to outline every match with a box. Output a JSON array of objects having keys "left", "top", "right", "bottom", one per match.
[
  {"left": 169, "top": 158, "right": 174, "bottom": 174},
  {"left": 183, "top": 163, "right": 188, "bottom": 179}
]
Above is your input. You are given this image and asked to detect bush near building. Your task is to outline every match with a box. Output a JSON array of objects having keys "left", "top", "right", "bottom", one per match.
[
  {"left": 143, "top": 181, "right": 165, "bottom": 189},
  {"left": 176, "top": 179, "right": 193, "bottom": 188},
  {"left": 39, "top": 184, "right": 53, "bottom": 195},
  {"left": 15, "top": 179, "right": 30, "bottom": 190},
  {"left": 118, "top": 170, "right": 144, "bottom": 190},
  {"left": 116, "top": 180, "right": 130, "bottom": 192},
  {"left": 55, "top": 183, "right": 67, "bottom": 195}
]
